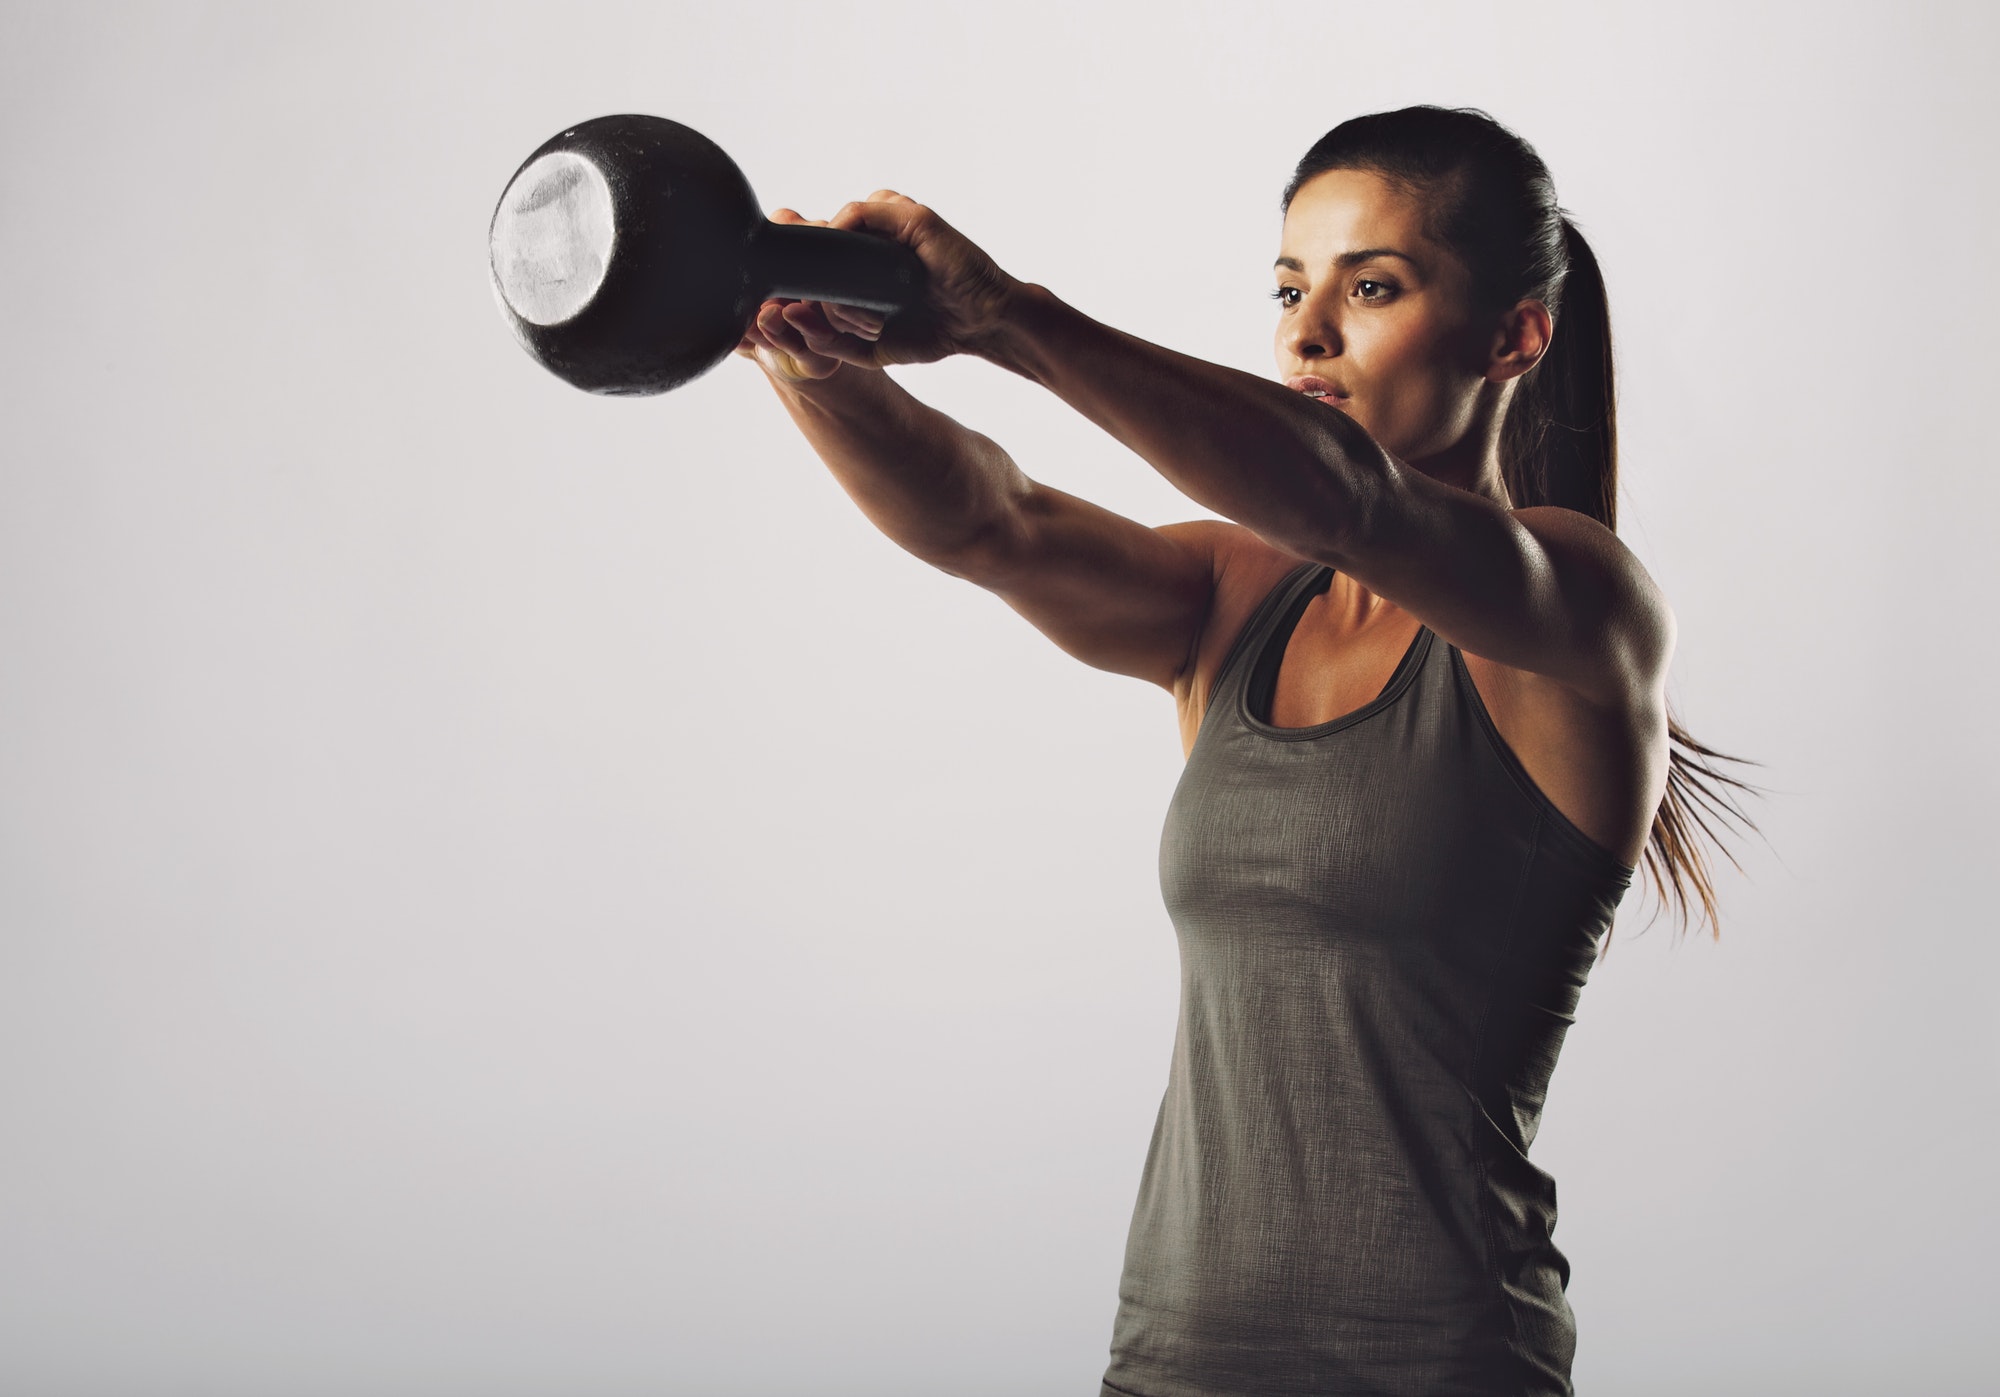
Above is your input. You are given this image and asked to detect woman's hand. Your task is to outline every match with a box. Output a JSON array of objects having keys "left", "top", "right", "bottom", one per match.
[
  {"left": 733, "top": 211, "right": 886, "bottom": 384},
  {"left": 830, "top": 191, "right": 1021, "bottom": 364},
  {"left": 734, "top": 197, "right": 1022, "bottom": 381}
]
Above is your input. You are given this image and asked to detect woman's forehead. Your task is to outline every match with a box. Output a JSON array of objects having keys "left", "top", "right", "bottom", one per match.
[{"left": 1280, "top": 168, "right": 1436, "bottom": 261}]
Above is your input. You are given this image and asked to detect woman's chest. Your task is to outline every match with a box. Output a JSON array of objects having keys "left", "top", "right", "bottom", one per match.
[
  {"left": 1264, "top": 607, "right": 1427, "bottom": 728},
  {"left": 1161, "top": 673, "right": 1537, "bottom": 957}
]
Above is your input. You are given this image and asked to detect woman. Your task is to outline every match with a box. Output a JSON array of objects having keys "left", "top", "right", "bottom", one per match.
[{"left": 736, "top": 106, "right": 1748, "bottom": 1397}]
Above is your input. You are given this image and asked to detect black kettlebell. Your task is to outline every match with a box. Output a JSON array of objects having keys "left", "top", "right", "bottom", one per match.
[{"left": 488, "top": 114, "right": 928, "bottom": 395}]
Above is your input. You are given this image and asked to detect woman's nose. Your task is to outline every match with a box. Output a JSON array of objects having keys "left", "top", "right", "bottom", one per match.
[{"left": 1282, "top": 299, "right": 1340, "bottom": 361}]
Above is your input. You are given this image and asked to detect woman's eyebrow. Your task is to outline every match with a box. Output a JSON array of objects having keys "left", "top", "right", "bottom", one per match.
[{"left": 1273, "top": 248, "right": 1420, "bottom": 272}]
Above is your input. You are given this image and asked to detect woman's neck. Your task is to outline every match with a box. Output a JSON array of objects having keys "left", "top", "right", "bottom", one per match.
[
  {"left": 1407, "top": 439, "right": 1512, "bottom": 508},
  {"left": 1406, "top": 383, "right": 1515, "bottom": 507}
]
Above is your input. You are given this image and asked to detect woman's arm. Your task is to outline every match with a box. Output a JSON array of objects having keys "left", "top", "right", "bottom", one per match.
[
  {"left": 975, "top": 284, "right": 1674, "bottom": 708},
  {"left": 741, "top": 286, "right": 1219, "bottom": 693},
  {"left": 976, "top": 282, "right": 1389, "bottom": 566}
]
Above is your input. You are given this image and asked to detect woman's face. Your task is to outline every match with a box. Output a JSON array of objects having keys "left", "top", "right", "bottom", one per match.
[{"left": 1273, "top": 168, "right": 1498, "bottom": 467}]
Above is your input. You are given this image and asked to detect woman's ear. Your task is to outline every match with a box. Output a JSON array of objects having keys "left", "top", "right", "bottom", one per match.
[{"left": 1486, "top": 299, "right": 1553, "bottom": 383}]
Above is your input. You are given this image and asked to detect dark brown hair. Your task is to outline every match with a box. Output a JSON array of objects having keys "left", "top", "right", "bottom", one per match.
[{"left": 1283, "top": 106, "right": 1758, "bottom": 938}]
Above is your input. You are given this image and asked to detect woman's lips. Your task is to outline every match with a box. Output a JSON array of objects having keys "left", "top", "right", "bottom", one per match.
[{"left": 1286, "top": 374, "right": 1349, "bottom": 405}]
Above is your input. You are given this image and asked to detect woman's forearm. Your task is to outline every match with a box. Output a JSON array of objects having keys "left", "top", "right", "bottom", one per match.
[
  {"left": 762, "top": 367, "right": 1031, "bottom": 569},
  {"left": 972, "top": 283, "right": 1390, "bottom": 563}
]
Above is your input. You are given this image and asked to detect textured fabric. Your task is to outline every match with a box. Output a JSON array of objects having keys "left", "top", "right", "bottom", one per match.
[{"left": 1102, "top": 563, "right": 1634, "bottom": 1397}]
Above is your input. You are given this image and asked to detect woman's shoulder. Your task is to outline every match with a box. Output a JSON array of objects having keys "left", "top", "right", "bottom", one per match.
[
  {"left": 1182, "top": 521, "right": 1308, "bottom": 653},
  {"left": 1171, "top": 525, "right": 1314, "bottom": 741}
]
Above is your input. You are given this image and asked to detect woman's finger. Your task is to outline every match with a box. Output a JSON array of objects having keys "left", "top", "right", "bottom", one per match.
[
  {"left": 830, "top": 198, "right": 939, "bottom": 257},
  {"left": 822, "top": 302, "right": 885, "bottom": 341},
  {"left": 759, "top": 303, "right": 825, "bottom": 361},
  {"left": 772, "top": 207, "right": 835, "bottom": 229},
  {"left": 751, "top": 301, "right": 841, "bottom": 380},
  {"left": 755, "top": 300, "right": 806, "bottom": 352},
  {"left": 780, "top": 301, "right": 882, "bottom": 366}
]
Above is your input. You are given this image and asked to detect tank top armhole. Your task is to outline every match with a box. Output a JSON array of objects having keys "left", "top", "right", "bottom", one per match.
[
  {"left": 1446, "top": 643, "right": 1638, "bottom": 881},
  {"left": 1202, "top": 563, "right": 1324, "bottom": 714}
]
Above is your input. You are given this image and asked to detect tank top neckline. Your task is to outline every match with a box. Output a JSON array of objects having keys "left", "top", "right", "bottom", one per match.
[
  {"left": 1228, "top": 565, "right": 1637, "bottom": 875},
  {"left": 1238, "top": 563, "right": 1434, "bottom": 742}
]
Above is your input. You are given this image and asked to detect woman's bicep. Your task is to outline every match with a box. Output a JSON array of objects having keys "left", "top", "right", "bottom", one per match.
[
  {"left": 943, "top": 483, "right": 1225, "bottom": 691},
  {"left": 1340, "top": 474, "right": 1674, "bottom": 707}
]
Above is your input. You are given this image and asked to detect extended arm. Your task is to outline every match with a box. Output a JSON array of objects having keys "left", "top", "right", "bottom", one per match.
[
  {"left": 979, "top": 283, "right": 1393, "bottom": 567},
  {"left": 972, "top": 283, "right": 1674, "bottom": 706},
  {"left": 743, "top": 299, "right": 1218, "bottom": 691}
]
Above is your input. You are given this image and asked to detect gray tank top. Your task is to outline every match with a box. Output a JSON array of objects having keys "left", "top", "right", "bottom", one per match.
[{"left": 1102, "top": 563, "right": 1633, "bottom": 1397}]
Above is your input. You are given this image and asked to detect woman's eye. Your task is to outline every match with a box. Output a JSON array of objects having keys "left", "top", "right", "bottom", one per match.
[
  {"left": 1269, "top": 286, "right": 1303, "bottom": 308},
  {"left": 1354, "top": 279, "right": 1396, "bottom": 301}
]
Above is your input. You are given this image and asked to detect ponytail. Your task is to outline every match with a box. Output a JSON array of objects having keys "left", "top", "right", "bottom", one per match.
[
  {"left": 1504, "top": 218, "right": 1760, "bottom": 943},
  {"left": 1501, "top": 220, "right": 1616, "bottom": 527}
]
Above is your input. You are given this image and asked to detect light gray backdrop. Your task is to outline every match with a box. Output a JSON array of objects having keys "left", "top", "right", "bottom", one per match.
[{"left": 3, "top": 2, "right": 1993, "bottom": 1394}]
